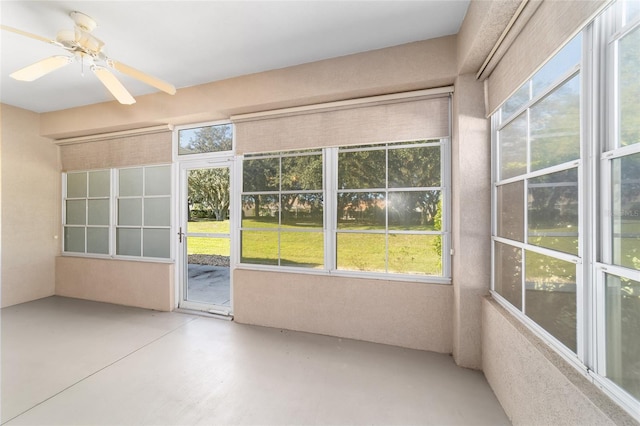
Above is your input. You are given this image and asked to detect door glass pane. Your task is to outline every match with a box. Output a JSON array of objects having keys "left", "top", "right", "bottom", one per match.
[
  {"left": 496, "top": 181, "right": 525, "bottom": 242},
  {"left": 66, "top": 200, "right": 86, "bottom": 225},
  {"left": 337, "top": 233, "right": 385, "bottom": 272},
  {"left": 144, "top": 198, "right": 170, "bottom": 226},
  {"left": 388, "top": 191, "right": 440, "bottom": 231},
  {"left": 241, "top": 231, "right": 278, "bottom": 265},
  {"left": 88, "top": 170, "right": 110, "bottom": 197},
  {"left": 280, "top": 232, "right": 324, "bottom": 268},
  {"left": 281, "top": 155, "right": 322, "bottom": 190},
  {"left": 178, "top": 124, "right": 233, "bottom": 155},
  {"left": 499, "top": 112, "right": 527, "bottom": 180},
  {"left": 338, "top": 149, "right": 386, "bottom": 189},
  {"left": 88, "top": 199, "right": 109, "bottom": 226},
  {"left": 388, "top": 146, "right": 441, "bottom": 187},
  {"left": 606, "top": 274, "right": 640, "bottom": 400},
  {"left": 143, "top": 229, "right": 170, "bottom": 258},
  {"left": 530, "top": 75, "right": 581, "bottom": 171},
  {"left": 66, "top": 172, "right": 87, "bottom": 198},
  {"left": 145, "top": 166, "right": 171, "bottom": 196},
  {"left": 118, "top": 199, "right": 142, "bottom": 226},
  {"left": 619, "top": 26, "right": 640, "bottom": 147},
  {"left": 612, "top": 152, "right": 640, "bottom": 270},
  {"left": 64, "top": 227, "right": 85, "bottom": 253},
  {"left": 494, "top": 242, "right": 522, "bottom": 310},
  {"left": 87, "top": 228, "right": 109, "bottom": 254},
  {"left": 528, "top": 169, "right": 579, "bottom": 255},
  {"left": 119, "top": 168, "right": 143, "bottom": 196},
  {"left": 389, "top": 234, "right": 441, "bottom": 275},
  {"left": 337, "top": 192, "right": 386, "bottom": 230},
  {"left": 116, "top": 228, "right": 141, "bottom": 256},
  {"left": 525, "top": 251, "right": 577, "bottom": 352}
]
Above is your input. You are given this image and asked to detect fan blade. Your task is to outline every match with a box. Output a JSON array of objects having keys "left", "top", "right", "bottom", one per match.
[
  {"left": 92, "top": 66, "right": 136, "bottom": 105},
  {"left": 108, "top": 59, "right": 176, "bottom": 95},
  {"left": 1, "top": 25, "right": 61, "bottom": 46},
  {"left": 10, "top": 55, "right": 74, "bottom": 81}
]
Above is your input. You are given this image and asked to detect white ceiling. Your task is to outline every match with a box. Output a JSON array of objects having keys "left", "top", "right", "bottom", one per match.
[{"left": 0, "top": 1, "right": 470, "bottom": 113}]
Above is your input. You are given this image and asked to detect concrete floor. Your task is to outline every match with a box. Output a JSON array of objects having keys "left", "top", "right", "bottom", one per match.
[
  {"left": 1, "top": 296, "right": 510, "bottom": 425},
  {"left": 187, "top": 264, "right": 230, "bottom": 306}
]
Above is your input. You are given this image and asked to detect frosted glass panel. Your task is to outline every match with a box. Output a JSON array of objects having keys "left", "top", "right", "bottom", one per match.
[
  {"left": 144, "top": 198, "right": 170, "bottom": 226},
  {"left": 89, "top": 170, "right": 110, "bottom": 197},
  {"left": 145, "top": 166, "right": 171, "bottom": 196},
  {"left": 66, "top": 200, "right": 86, "bottom": 225},
  {"left": 88, "top": 199, "right": 109, "bottom": 225},
  {"left": 119, "top": 168, "right": 143, "bottom": 196},
  {"left": 64, "top": 227, "right": 85, "bottom": 252},
  {"left": 87, "top": 228, "right": 109, "bottom": 254},
  {"left": 116, "top": 228, "right": 141, "bottom": 256},
  {"left": 67, "top": 172, "right": 87, "bottom": 198},
  {"left": 143, "top": 229, "right": 170, "bottom": 258},
  {"left": 118, "top": 199, "right": 142, "bottom": 226}
]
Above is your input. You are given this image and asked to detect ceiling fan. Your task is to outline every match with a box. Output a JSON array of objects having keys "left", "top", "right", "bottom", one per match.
[{"left": 1, "top": 11, "right": 176, "bottom": 105}]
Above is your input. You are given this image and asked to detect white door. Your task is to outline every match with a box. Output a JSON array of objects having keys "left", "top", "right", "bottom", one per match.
[{"left": 178, "top": 160, "right": 233, "bottom": 314}]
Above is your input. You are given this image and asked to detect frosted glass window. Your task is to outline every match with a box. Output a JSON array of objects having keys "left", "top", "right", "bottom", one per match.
[
  {"left": 88, "top": 200, "right": 109, "bottom": 226},
  {"left": 67, "top": 172, "right": 87, "bottom": 198},
  {"left": 145, "top": 166, "right": 171, "bottom": 196},
  {"left": 66, "top": 200, "right": 86, "bottom": 225},
  {"left": 116, "top": 228, "right": 141, "bottom": 256},
  {"left": 89, "top": 170, "right": 110, "bottom": 197},
  {"left": 144, "top": 198, "right": 170, "bottom": 226},
  {"left": 143, "top": 229, "right": 170, "bottom": 258},
  {"left": 119, "top": 168, "right": 143, "bottom": 196},
  {"left": 64, "top": 227, "right": 85, "bottom": 252},
  {"left": 118, "top": 199, "right": 142, "bottom": 226},
  {"left": 87, "top": 228, "right": 109, "bottom": 254}
]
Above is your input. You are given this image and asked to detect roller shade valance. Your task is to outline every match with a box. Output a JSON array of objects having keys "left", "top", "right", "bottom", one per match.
[
  {"left": 484, "top": 0, "right": 610, "bottom": 115},
  {"left": 232, "top": 89, "right": 451, "bottom": 154}
]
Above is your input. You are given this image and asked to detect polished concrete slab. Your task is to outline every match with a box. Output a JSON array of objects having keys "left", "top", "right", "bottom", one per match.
[{"left": 2, "top": 296, "right": 510, "bottom": 425}]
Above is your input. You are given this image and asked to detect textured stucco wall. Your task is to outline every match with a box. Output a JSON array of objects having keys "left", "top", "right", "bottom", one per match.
[{"left": 1, "top": 104, "right": 60, "bottom": 307}]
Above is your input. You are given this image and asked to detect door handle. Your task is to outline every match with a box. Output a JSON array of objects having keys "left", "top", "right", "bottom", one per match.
[{"left": 178, "top": 227, "right": 185, "bottom": 243}]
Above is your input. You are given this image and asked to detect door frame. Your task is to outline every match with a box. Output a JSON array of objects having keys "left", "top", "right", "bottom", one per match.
[{"left": 176, "top": 156, "right": 236, "bottom": 314}]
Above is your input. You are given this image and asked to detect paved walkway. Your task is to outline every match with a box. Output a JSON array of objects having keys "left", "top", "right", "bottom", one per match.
[{"left": 186, "top": 264, "right": 230, "bottom": 306}]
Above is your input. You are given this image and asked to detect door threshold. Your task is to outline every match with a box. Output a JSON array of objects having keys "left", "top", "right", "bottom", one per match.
[{"left": 176, "top": 308, "right": 234, "bottom": 321}]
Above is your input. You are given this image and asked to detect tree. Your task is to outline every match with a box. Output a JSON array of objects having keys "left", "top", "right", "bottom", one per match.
[
  {"left": 188, "top": 168, "right": 230, "bottom": 221},
  {"left": 180, "top": 124, "right": 232, "bottom": 155}
]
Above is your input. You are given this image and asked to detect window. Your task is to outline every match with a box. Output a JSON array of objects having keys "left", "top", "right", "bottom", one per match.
[
  {"left": 63, "top": 164, "right": 172, "bottom": 260},
  {"left": 492, "top": 1, "right": 640, "bottom": 415},
  {"left": 240, "top": 138, "right": 450, "bottom": 280},
  {"left": 178, "top": 123, "right": 233, "bottom": 155}
]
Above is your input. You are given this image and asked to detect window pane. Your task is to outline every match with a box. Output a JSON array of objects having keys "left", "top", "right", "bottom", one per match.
[
  {"left": 530, "top": 75, "right": 580, "bottom": 171},
  {"left": 281, "top": 193, "right": 323, "bottom": 228},
  {"left": 528, "top": 169, "right": 579, "bottom": 255},
  {"left": 623, "top": 0, "right": 640, "bottom": 25},
  {"left": 119, "top": 168, "right": 143, "bottom": 196},
  {"left": 388, "top": 234, "right": 442, "bottom": 275},
  {"left": 281, "top": 155, "right": 322, "bottom": 190},
  {"left": 337, "top": 233, "right": 385, "bottom": 272},
  {"left": 525, "top": 251, "right": 576, "bottom": 352},
  {"left": 143, "top": 229, "right": 170, "bottom": 258},
  {"left": 494, "top": 242, "right": 522, "bottom": 310},
  {"left": 144, "top": 198, "right": 170, "bottom": 226},
  {"left": 241, "top": 231, "right": 278, "bottom": 265},
  {"left": 64, "top": 227, "right": 85, "bottom": 253},
  {"left": 116, "top": 228, "right": 141, "bottom": 256},
  {"left": 145, "top": 166, "right": 171, "bottom": 196},
  {"left": 388, "top": 146, "right": 440, "bottom": 188},
  {"left": 66, "top": 172, "right": 87, "bottom": 198},
  {"left": 606, "top": 274, "right": 640, "bottom": 400},
  {"left": 88, "top": 170, "right": 110, "bottom": 197},
  {"left": 280, "top": 232, "right": 324, "bottom": 268},
  {"left": 496, "top": 181, "right": 525, "bottom": 242},
  {"left": 118, "top": 198, "right": 142, "bottom": 226},
  {"left": 532, "top": 34, "right": 581, "bottom": 97},
  {"left": 338, "top": 150, "right": 385, "bottom": 189},
  {"left": 178, "top": 124, "right": 233, "bottom": 155},
  {"left": 66, "top": 200, "right": 86, "bottom": 225},
  {"left": 612, "top": 152, "right": 640, "bottom": 270},
  {"left": 243, "top": 158, "right": 279, "bottom": 192},
  {"left": 88, "top": 199, "right": 109, "bottom": 226},
  {"left": 337, "top": 192, "right": 386, "bottom": 230},
  {"left": 619, "top": 26, "right": 640, "bottom": 147},
  {"left": 388, "top": 191, "right": 440, "bottom": 231},
  {"left": 499, "top": 112, "right": 527, "bottom": 180},
  {"left": 502, "top": 83, "right": 530, "bottom": 122},
  {"left": 87, "top": 227, "right": 109, "bottom": 254},
  {"left": 241, "top": 194, "right": 279, "bottom": 227}
]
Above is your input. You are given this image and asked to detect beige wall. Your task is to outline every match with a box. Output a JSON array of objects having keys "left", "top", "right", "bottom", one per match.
[
  {"left": 1, "top": 104, "right": 60, "bottom": 307},
  {"left": 482, "top": 297, "right": 637, "bottom": 425},
  {"left": 234, "top": 269, "right": 453, "bottom": 353},
  {"left": 55, "top": 257, "right": 174, "bottom": 311}
]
